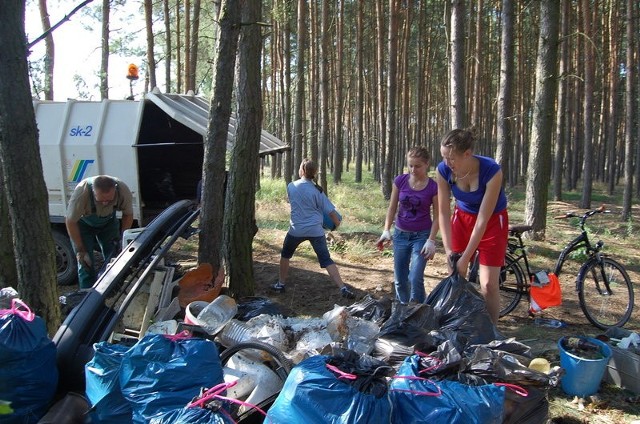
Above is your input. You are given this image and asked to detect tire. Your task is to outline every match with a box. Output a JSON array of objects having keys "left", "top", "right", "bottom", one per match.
[
  {"left": 468, "top": 253, "right": 525, "bottom": 318},
  {"left": 53, "top": 230, "right": 77, "bottom": 286},
  {"left": 497, "top": 254, "right": 526, "bottom": 317},
  {"left": 577, "top": 257, "right": 634, "bottom": 329}
]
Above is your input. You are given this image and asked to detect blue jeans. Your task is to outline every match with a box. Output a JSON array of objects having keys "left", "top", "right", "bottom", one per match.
[{"left": 393, "top": 228, "right": 430, "bottom": 303}]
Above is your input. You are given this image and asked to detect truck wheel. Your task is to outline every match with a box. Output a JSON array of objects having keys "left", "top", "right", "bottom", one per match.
[{"left": 53, "top": 230, "right": 77, "bottom": 285}]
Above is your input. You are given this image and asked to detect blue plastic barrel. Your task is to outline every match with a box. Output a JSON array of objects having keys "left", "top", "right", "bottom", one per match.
[{"left": 558, "top": 336, "right": 612, "bottom": 397}]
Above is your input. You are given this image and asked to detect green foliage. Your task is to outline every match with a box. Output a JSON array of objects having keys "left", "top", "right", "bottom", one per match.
[
  {"left": 0, "top": 401, "right": 13, "bottom": 416},
  {"left": 254, "top": 165, "right": 640, "bottom": 272},
  {"left": 569, "top": 247, "right": 589, "bottom": 262}
]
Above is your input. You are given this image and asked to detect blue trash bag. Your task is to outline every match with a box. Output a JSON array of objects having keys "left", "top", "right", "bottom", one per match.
[
  {"left": 266, "top": 354, "right": 393, "bottom": 424},
  {"left": 149, "top": 405, "right": 232, "bottom": 424},
  {"left": 119, "top": 334, "right": 224, "bottom": 423},
  {"left": 0, "top": 299, "right": 58, "bottom": 424},
  {"left": 85, "top": 342, "right": 132, "bottom": 423},
  {"left": 389, "top": 355, "right": 505, "bottom": 424}
]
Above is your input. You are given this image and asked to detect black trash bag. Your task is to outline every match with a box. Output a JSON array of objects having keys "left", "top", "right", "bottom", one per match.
[
  {"left": 454, "top": 345, "right": 553, "bottom": 424},
  {"left": 503, "top": 385, "right": 549, "bottom": 424},
  {"left": 378, "top": 301, "right": 438, "bottom": 340},
  {"left": 235, "top": 296, "right": 288, "bottom": 321},
  {"left": 346, "top": 295, "right": 392, "bottom": 326},
  {"left": 427, "top": 328, "right": 473, "bottom": 355},
  {"left": 59, "top": 290, "right": 89, "bottom": 319},
  {"left": 425, "top": 272, "right": 504, "bottom": 347},
  {"left": 373, "top": 337, "right": 416, "bottom": 367},
  {"left": 373, "top": 302, "right": 440, "bottom": 366},
  {"left": 326, "top": 348, "right": 395, "bottom": 398},
  {"left": 479, "top": 338, "right": 533, "bottom": 358},
  {"left": 461, "top": 345, "right": 558, "bottom": 387},
  {"left": 412, "top": 338, "right": 465, "bottom": 381}
]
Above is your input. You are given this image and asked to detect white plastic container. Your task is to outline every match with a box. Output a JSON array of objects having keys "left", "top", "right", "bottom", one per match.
[{"left": 195, "top": 295, "right": 237, "bottom": 335}]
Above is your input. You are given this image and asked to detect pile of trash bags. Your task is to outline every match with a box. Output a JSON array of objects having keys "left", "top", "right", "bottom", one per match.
[
  {"left": 1, "top": 271, "right": 562, "bottom": 423},
  {"left": 264, "top": 272, "right": 559, "bottom": 424}
]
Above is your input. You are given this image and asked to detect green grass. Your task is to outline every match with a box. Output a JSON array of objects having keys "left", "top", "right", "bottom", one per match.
[
  {"left": 255, "top": 167, "right": 640, "bottom": 275},
  {"left": 256, "top": 169, "right": 389, "bottom": 235}
]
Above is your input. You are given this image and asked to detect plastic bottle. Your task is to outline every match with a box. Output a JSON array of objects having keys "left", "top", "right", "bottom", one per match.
[
  {"left": 218, "top": 319, "right": 253, "bottom": 348},
  {"left": 533, "top": 317, "right": 567, "bottom": 328},
  {"left": 195, "top": 295, "right": 238, "bottom": 335},
  {"left": 217, "top": 319, "right": 271, "bottom": 362}
]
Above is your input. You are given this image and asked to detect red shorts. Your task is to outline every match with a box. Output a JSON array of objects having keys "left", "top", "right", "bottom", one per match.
[{"left": 451, "top": 207, "right": 509, "bottom": 267}]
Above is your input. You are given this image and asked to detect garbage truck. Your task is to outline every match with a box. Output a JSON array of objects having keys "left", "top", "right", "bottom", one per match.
[{"left": 34, "top": 89, "right": 287, "bottom": 285}]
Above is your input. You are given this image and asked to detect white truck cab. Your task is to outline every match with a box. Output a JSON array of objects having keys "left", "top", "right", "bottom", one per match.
[{"left": 34, "top": 90, "right": 286, "bottom": 285}]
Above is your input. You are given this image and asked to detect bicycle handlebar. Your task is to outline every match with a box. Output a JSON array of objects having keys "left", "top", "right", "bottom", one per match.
[{"left": 554, "top": 205, "right": 611, "bottom": 219}]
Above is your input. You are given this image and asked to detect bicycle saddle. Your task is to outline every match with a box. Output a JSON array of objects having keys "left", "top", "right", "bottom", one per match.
[{"left": 509, "top": 224, "right": 533, "bottom": 234}]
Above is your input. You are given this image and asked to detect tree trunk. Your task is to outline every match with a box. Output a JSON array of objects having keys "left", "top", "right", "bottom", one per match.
[
  {"left": 0, "top": 0, "right": 60, "bottom": 332},
  {"left": 144, "top": 0, "right": 156, "bottom": 91},
  {"left": 622, "top": 0, "right": 635, "bottom": 220},
  {"left": 308, "top": 0, "right": 318, "bottom": 164},
  {"left": 163, "top": 0, "right": 171, "bottom": 91},
  {"left": 176, "top": 1, "right": 182, "bottom": 93},
  {"left": 553, "top": 0, "right": 569, "bottom": 200},
  {"left": 470, "top": 0, "right": 483, "bottom": 129},
  {"left": 375, "top": 0, "right": 386, "bottom": 182},
  {"left": 99, "top": 0, "right": 109, "bottom": 99},
  {"left": 319, "top": 0, "right": 329, "bottom": 193},
  {"left": 524, "top": 0, "right": 559, "bottom": 239},
  {"left": 38, "top": 0, "right": 54, "bottom": 100},
  {"left": 354, "top": 0, "right": 364, "bottom": 183},
  {"left": 495, "top": 0, "right": 514, "bottom": 186},
  {"left": 579, "top": 0, "right": 594, "bottom": 208},
  {"left": 281, "top": 12, "right": 292, "bottom": 181},
  {"left": 187, "top": 0, "right": 201, "bottom": 93},
  {"left": 225, "top": 0, "right": 262, "bottom": 297},
  {"left": 198, "top": 0, "right": 241, "bottom": 269},
  {"left": 382, "top": 0, "right": 399, "bottom": 201},
  {"left": 0, "top": 174, "right": 17, "bottom": 288},
  {"left": 183, "top": 0, "right": 191, "bottom": 92},
  {"left": 605, "top": 4, "right": 619, "bottom": 195},
  {"left": 449, "top": 0, "right": 465, "bottom": 128},
  {"left": 291, "top": 0, "right": 306, "bottom": 183},
  {"left": 332, "top": 0, "right": 344, "bottom": 184}
]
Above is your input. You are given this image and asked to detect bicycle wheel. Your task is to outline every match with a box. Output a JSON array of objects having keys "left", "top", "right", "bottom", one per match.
[
  {"left": 578, "top": 257, "right": 634, "bottom": 329},
  {"left": 468, "top": 253, "right": 525, "bottom": 317},
  {"left": 498, "top": 254, "right": 526, "bottom": 317}
]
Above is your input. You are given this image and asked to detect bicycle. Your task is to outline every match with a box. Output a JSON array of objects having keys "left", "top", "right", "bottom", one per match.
[{"left": 468, "top": 206, "right": 635, "bottom": 330}]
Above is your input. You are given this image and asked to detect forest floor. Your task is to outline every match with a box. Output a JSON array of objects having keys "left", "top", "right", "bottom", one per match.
[
  {"left": 165, "top": 176, "right": 640, "bottom": 423},
  {"left": 240, "top": 226, "right": 640, "bottom": 423},
  {"left": 169, "top": 206, "right": 640, "bottom": 423}
]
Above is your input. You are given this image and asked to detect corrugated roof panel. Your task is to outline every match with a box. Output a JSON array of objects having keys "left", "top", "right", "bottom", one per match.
[{"left": 145, "top": 91, "right": 289, "bottom": 156}]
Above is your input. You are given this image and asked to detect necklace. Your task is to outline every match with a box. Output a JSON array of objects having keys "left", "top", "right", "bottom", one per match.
[
  {"left": 452, "top": 170, "right": 471, "bottom": 183},
  {"left": 410, "top": 177, "right": 426, "bottom": 189}
]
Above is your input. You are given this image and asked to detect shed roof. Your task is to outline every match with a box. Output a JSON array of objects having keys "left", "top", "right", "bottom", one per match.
[{"left": 146, "top": 90, "right": 289, "bottom": 157}]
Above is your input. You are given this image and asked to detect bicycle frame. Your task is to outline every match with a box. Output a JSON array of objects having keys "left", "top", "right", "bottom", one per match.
[
  {"left": 495, "top": 215, "right": 603, "bottom": 300},
  {"left": 474, "top": 207, "right": 633, "bottom": 327},
  {"left": 552, "top": 214, "right": 605, "bottom": 292}
]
